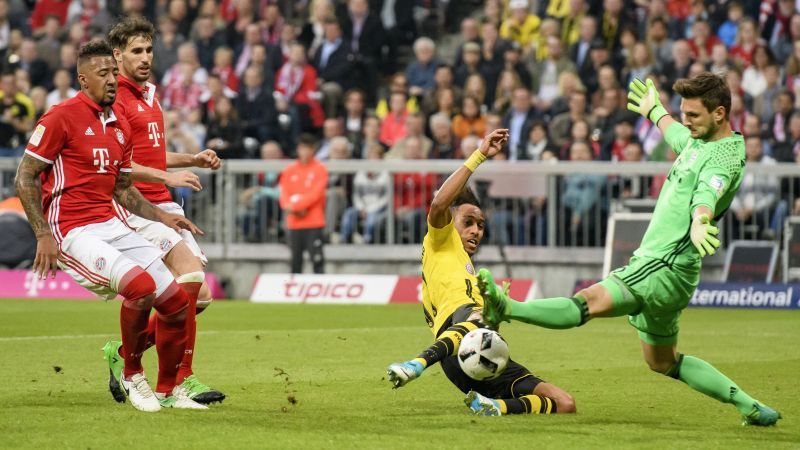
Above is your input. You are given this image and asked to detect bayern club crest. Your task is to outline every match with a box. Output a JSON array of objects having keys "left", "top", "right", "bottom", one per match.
[
  {"left": 466, "top": 263, "right": 475, "bottom": 275},
  {"left": 94, "top": 257, "right": 106, "bottom": 272},
  {"left": 159, "top": 239, "right": 173, "bottom": 252},
  {"left": 116, "top": 129, "right": 125, "bottom": 144}
]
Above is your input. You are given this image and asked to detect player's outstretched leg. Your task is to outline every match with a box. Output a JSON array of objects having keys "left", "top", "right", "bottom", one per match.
[
  {"left": 647, "top": 345, "right": 781, "bottom": 426},
  {"left": 477, "top": 268, "right": 589, "bottom": 329},
  {"left": 464, "top": 391, "right": 559, "bottom": 416},
  {"left": 387, "top": 319, "right": 481, "bottom": 388},
  {"left": 102, "top": 340, "right": 125, "bottom": 403}
]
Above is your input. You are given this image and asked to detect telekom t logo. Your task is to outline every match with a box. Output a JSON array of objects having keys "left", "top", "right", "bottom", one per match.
[
  {"left": 147, "top": 121, "right": 161, "bottom": 147},
  {"left": 93, "top": 148, "right": 109, "bottom": 173}
]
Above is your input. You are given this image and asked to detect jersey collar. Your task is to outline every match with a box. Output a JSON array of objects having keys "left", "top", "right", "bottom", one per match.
[
  {"left": 118, "top": 74, "right": 157, "bottom": 108},
  {"left": 76, "top": 91, "right": 118, "bottom": 132}
]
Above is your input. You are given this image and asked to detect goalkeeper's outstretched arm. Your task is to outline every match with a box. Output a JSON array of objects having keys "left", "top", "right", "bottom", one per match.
[{"left": 428, "top": 129, "right": 509, "bottom": 228}]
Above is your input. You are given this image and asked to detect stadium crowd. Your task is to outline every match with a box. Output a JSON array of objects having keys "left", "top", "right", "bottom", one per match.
[{"left": 1, "top": 0, "right": 800, "bottom": 247}]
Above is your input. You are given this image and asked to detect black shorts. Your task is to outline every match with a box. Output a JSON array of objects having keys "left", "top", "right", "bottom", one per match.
[{"left": 438, "top": 304, "right": 545, "bottom": 399}]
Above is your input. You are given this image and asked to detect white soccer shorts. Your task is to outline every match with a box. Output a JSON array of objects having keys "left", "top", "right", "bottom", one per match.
[
  {"left": 58, "top": 217, "right": 174, "bottom": 300},
  {"left": 113, "top": 201, "right": 207, "bottom": 265}
]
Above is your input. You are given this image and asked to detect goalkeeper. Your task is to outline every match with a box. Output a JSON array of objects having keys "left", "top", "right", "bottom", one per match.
[
  {"left": 477, "top": 72, "right": 781, "bottom": 426},
  {"left": 386, "top": 129, "right": 576, "bottom": 416}
]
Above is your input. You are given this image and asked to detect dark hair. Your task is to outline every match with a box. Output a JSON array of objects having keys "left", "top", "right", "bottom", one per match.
[
  {"left": 673, "top": 72, "right": 731, "bottom": 119},
  {"left": 297, "top": 133, "right": 318, "bottom": 149},
  {"left": 107, "top": 16, "right": 155, "bottom": 51},
  {"left": 77, "top": 39, "right": 114, "bottom": 65},
  {"left": 452, "top": 187, "right": 481, "bottom": 209}
]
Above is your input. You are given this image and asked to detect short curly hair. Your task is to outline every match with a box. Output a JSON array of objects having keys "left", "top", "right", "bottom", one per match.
[{"left": 107, "top": 16, "right": 155, "bottom": 51}]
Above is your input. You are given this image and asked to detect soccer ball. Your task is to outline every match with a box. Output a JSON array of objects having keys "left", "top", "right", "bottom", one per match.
[{"left": 457, "top": 328, "right": 509, "bottom": 381}]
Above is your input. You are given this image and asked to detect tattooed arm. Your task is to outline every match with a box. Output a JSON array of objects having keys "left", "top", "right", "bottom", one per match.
[
  {"left": 15, "top": 154, "right": 58, "bottom": 279},
  {"left": 113, "top": 171, "right": 203, "bottom": 235}
]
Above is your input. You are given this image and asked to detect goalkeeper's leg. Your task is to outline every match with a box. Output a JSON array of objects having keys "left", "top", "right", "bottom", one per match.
[
  {"left": 644, "top": 340, "right": 781, "bottom": 426},
  {"left": 387, "top": 318, "right": 482, "bottom": 388}
]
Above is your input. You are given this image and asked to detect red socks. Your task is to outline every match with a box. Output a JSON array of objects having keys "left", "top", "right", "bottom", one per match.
[
  {"left": 150, "top": 282, "right": 189, "bottom": 394},
  {"left": 176, "top": 272, "right": 205, "bottom": 381},
  {"left": 117, "top": 268, "right": 156, "bottom": 379}
]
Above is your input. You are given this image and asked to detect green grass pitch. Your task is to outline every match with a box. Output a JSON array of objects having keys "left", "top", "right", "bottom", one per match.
[{"left": 0, "top": 299, "right": 798, "bottom": 449}]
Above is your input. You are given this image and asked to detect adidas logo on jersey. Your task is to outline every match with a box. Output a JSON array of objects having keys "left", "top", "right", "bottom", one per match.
[
  {"left": 85, "top": 127, "right": 95, "bottom": 136},
  {"left": 137, "top": 104, "right": 145, "bottom": 112}
]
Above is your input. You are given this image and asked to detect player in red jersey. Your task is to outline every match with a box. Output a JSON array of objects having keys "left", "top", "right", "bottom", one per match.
[
  {"left": 15, "top": 40, "right": 207, "bottom": 412},
  {"left": 102, "top": 17, "right": 225, "bottom": 404}
]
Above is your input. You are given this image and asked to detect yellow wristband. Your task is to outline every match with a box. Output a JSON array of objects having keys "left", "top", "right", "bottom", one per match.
[{"left": 463, "top": 149, "right": 487, "bottom": 172}]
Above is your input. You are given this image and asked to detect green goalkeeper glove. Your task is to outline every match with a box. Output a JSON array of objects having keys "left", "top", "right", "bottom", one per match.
[
  {"left": 627, "top": 78, "right": 669, "bottom": 124},
  {"left": 690, "top": 214, "right": 721, "bottom": 257}
]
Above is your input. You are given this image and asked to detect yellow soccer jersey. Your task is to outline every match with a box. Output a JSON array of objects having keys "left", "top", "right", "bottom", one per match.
[{"left": 421, "top": 218, "right": 483, "bottom": 336}]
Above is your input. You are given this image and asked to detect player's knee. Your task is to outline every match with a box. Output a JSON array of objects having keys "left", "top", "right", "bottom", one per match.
[
  {"left": 646, "top": 358, "right": 674, "bottom": 374},
  {"left": 152, "top": 282, "right": 190, "bottom": 322},
  {"left": 118, "top": 267, "right": 157, "bottom": 303}
]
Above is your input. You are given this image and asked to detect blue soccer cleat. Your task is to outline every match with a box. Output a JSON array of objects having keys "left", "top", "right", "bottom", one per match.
[
  {"left": 743, "top": 402, "right": 782, "bottom": 426},
  {"left": 464, "top": 390, "right": 502, "bottom": 416},
  {"left": 386, "top": 360, "right": 424, "bottom": 388}
]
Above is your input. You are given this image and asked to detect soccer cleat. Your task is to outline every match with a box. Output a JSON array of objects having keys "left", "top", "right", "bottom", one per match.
[
  {"left": 101, "top": 340, "right": 125, "bottom": 403},
  {"left": 464, "top": 390, "right": 502, "bottom": 416},
  {"left": 476, "top": 268, "right": 511, "bottom": 327},
  {"left": 157, "top": 385, "right": 209, "bottom": 410},
  {"left": 743, "top": 402, "right": 782, "bottom": 426},
  {"left": 386, "top": 360, "right": 424, "bottom": 388},
  {"left": 180, "top": 374, "right": 226, "bottom": 404},
  {"left": 120, "top": 373, "right": 161, "bottom": 413}
]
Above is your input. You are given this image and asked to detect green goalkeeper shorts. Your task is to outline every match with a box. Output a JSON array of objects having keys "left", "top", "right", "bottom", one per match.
[{"left": 600, "top": 256, "right": 700, "bottom": 346}]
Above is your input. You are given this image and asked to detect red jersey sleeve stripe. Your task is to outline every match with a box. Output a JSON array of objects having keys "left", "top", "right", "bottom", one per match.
[{"left": 25, "top": 149, "right": 54, "bottom": 164}]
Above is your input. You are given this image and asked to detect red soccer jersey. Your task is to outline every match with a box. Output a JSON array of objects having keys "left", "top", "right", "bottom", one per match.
[
  {"left": 115, "top": 75, "right": 172, "bottom": 204},
  {"left": 24, "top": 92, "right": 133, "bottom": 242}
]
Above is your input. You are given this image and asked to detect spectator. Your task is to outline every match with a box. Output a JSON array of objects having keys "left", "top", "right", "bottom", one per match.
[
  {"left": 236, "top": 66, "right": 277, "bottom": 145},
  {"left": 193, "top": 15, "right": 224, "bottom": 71},
  {"left": 386, "top": 112, "right": 432, "bottom": 159},
  {"left": 590, "top": 65, "right": 621, "bottom": 109},
  {"left": 212, "top": 46, "right": 239, "bottom": 93},
  {"left": 492, "top": 69, "right": 522, "bottom": 115},
  {"left": 752, "top": 64, "right": 782, "bottom": 124},
  {"left": 548, "top": 70, "right": 587, "bottom": 116},
  {"left": 646, "top": 17, "right": 673, "bottom": 71},
  {"left": 742, "top": 45, "right": 775, "bottom": 99},
  {"left": 717, "top": 1, "right": 744, "bottom": 47},
  {"left": 299, "top": 0, "right": 335, "bottom": 57},
  {"left": 599, "top": 0, "right": 632, "bottom": 50},
  {"left": 570, "top": 15, "right": 597, "bottom": 80},
  {"left": 771, "top": 111, "right": 800, "bottom": 162},
  {"left": 339, "top": 0, "right": 385, "bottom": 97},
  {"left": 530, "top": 36, "right": 576, "bottom": 112},
  {"left": 15, "top": 39, "right": 49, "bottom": 90},
  {"left": 602, "top": 113, "right": 637, "bottom": 161},
  {"left": 500, "top": 0, "right": 541, "bottom": 49},
  {"left": 30, "top": 0, "right": 70, "bottom": 35},
  {"left": 355, "top": 115, "right": 386, "bottom": 159},
  {"left": 153, "top": 17, "right": 185, "bottom": 81},
  {"left": 561, "top": 140, "right": 607, "bottom": 246},
  {"left": 478, "top": 18, "right": 509, "bottom": 94},
  {"left": 206, "top": 96, "right": 246, "bottom": 158},
  {"left": 429, "top": 112, "right": 457, "bottom": 159},
  {"left": 325, "top": 136, "right": 352, "bottom": 242},
  {"left": 560, "top": 118, "right": 600, "bottom": 159},
  {"left": 774, "top": 12, "right": 800, "bottom": 63},
  {"left": 200, "top": 73, "right": 237, "bottom": 125},
  {"left": 313, "top": 18, "right": 352, "bottom": 118},
  {"left": 730, "top": 18, "right": 758, "bottom": 67},
  {"left": 454, "top": 42, "right": 484, "bottom": 88},
  {"left": 341, "top": 88, "right": 367, "bottom": 153},
  {"left": 592, "top": 88, "right": 625, "bottom": 145},
  {"left": 559, "top": 0, "right": 587, "bottom": 46},
  {"left": 657, "top": 39, "right": 692, "bottom": 96},
  {"left": 731, "top": 135, "right": 783, "bottom": 240},
  {"left": 235, "top": 23, "right": 264, "bottom": 78},
  {"left": 786, "top": 40, "right": 800, "bottom": 102},
  {"left": 431, "top": 87, "right": 457, "bottom": 119},
  {"left": 393, "top": 139, "right": 436, "bottom": 243},
  {"left": 618, "top": 141, "right": 647, "bottom": 199},
  {"left": 28, "top": 86, "right": 47, "bottom": 121},
  {"left": 463, "top": 73, "right": 487, "bottom": 109},
  {"left": 707, "top": 43, "right": 734, "bottom": 75},
  {"left": 767, "top": 90, "right": 796, "bottom": 149},
  {"left": 582, "top": 38, "right": 611, "bottom": 95},
  {"left": 688, "top": 20, "right": 721, "bottom": 64},
  {"left": 406, "top": 37, "right": 440, "bottom": 97},
  {"left": 36, "top": 17, "right": 62, "bottom": 70},
  {"left": 454, "top": 17, "right": 481, "bottom": 69},
  {"left": 340, "top": 144, "right": 390, "bottom": 244},
  {"left": 625, "top": 42, "right": 655, "bottom": 86},
  {"left": 549, "top": 90, "right": 591, "bottom": 149},
  {"left": 423, "top": 64, "right": 462, "bottom": 117},
  {"left": 729, "top": 92, "right": 747, "bottom": 133},
  {"left": 279, "top": 134, "right": 328, "bottom": 273},
  {"left": 379, "top": 91, "right": 409, "bottom": 147},
  {"left": 375, "top": 73, "right": 418, "bottom": 118},
  {"left": 453, "top": 95, "right": 487, "bottom": 140},
  {"left": 315, "top": 118, "right": 345, "bottom": 161},
  {"left": 0, "top": 70, "right": 33, "bottom": 156},
  {"left": 239, "top": 141, "right": 285, "bottom": 242},
  {"left": 260, "top": 3, "right": 284, "bottom": 45},
  {"left": 266, "top": 22, "right": 297, "bottom": 77},
  {"left": 164, "top": 110, "right": 204, "bottom": 156},
  {"left": 58, "top": 43, "right": 78, "bottom": 88},
  {"left": 224, "top": 0, "right": 257, "bottom": 51},
  {"left": 503, "top": 87, "right": 541, "bottom": 160},
  {"left": 524, "top": 120, "right": 558, "bottom": 160},
  {"left": 162, "top": 61, "right": 206, "bottom": 115},
  {"left": 275, "top": 42, "right": 325, "bottom": 134},
  {"left": 502, "top": 43, "right": 532, "bottom": 89},
  {"left": 46, "top": 68, "right": 77, "bottom": 109}
]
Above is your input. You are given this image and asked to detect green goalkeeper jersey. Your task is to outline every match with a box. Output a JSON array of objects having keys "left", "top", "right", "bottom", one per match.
[{"left": 633, "top": 122, "right": 745, "bottom": 269}]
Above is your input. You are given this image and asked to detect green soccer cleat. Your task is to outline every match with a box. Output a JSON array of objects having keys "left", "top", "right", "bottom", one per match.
[
  {"left": 743, "top": 402, "right": 782, "bottom": 426},
  {"left": 157, "top": 386, "right": 208, "bottom": 410},
  {"left": 180, "top": 374, "right": 226, "bottom": 405},
  {"left": 476, "top": 268, "right": 511, "bottom": 328},
  {"left": 102, "top": 340, "right": 125, "bottom": 403},
  {"left": 386, "top": 360, "right": 424, "bottom": 388},
  {"left": 464, "top": 391, "right": 502, "bottom": 416}
]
